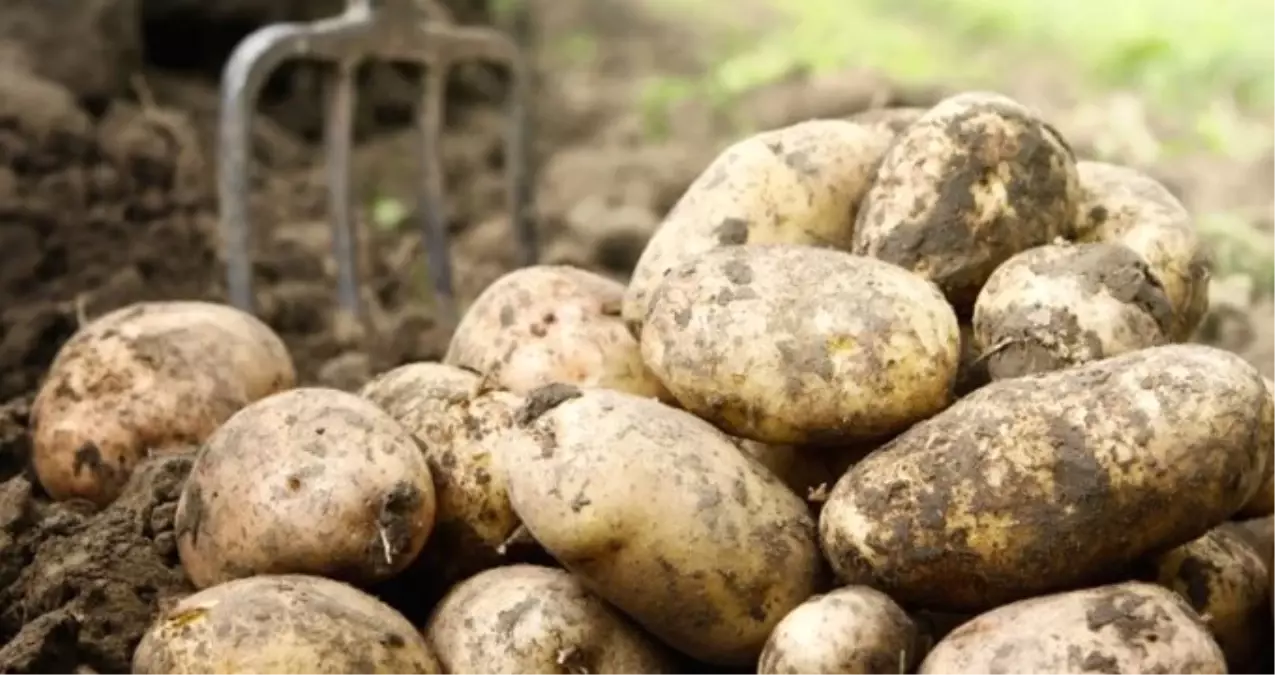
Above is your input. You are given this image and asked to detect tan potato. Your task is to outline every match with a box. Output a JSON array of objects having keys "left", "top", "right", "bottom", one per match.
[
  {"left": 132, "top": 573, "right": 441, "bottom": 674},
  {"left": 845, "top": 106, "right": 928, "bottom": 136},
  {"left": 1220, "top": 516, "right": 1274, "bottom": 576},
  {"left": 30, "top": 300, "right": 295, "bottom": 507},
  {"left": 622, "top": 119, "right": 899, "bottom": 334},
  {"left": 425, "top": 564, "right": 679, "bottom": 674},
  {"left": 820, "top": 344, "right": 1273, "bottom": 611},
  {"left": 757, "top": 586, "right": 921, "bottom": 674},
  {"left": 497, "top": 385, "right": 823, "bottom": 666},
  {"left": 174, "top": 387, "right": 435, "bottom": 589},
  {"left": 1238, "top": 376, "right": 1275, "bottom": 518},
  {"left": 1074, "top": 160, "right": 1211, "bottom": 340},
  {"left": 918, "top": 582, "right": 1226, "bottom": 674},
  {"left": 972, "top": 241, "right": 1173, "bottom": 380},
  {"left": 445, "top": 265, "right": 669, "bottom": 400},
  {"left": 641, "top": 244, "right": 960, "bottom": 445},
  {"left": 852, "top": 91, "right": 1080, "bottom": 315}
]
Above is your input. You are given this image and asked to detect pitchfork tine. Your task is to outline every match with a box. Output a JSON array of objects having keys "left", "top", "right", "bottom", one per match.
[{"left": 418, "top": 64, "right": 456, "bottom": 322}]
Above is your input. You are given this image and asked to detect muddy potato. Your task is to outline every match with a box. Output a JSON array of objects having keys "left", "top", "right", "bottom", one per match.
[
  {"left": 757, "top": 586, "right": 921, "bottom": 674},
  {"left": 498, "top": 385, "right": 823, "bottom": 666},
  {"left": 30, "top": 300, "right": 295, "bottom": 507},
  {"left": 918, "top": 582, "right": 1225, "bottom": 674},
  {"left": 132, "top": 574, "right": 441, "bottom": 674},
  {"left": 972, "top": 241, "right": 1173, "bottom": 380},
  {"left": 175, "top": 387, "right": 435, "bottom": 589},
  {"left": 642, "top": 244, "right": 959, "bottom": 445},
  {"left": 622, "top": 118, "right": 899, "bottom": 334},
  {"left": 852, "top": 91, "right": 1080, "bottom": 315},
  {"left": 1238, "top": 376, "right": 1275, "bottom": 518},
  {"left": 1221, "top": 516, "right": 1274, "bottom": 576},
  {"left": 820, "top": 343, "right": 1273, "bottom": 612}
]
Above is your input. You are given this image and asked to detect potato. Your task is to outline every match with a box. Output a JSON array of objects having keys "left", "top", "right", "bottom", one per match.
[
  {"left": 820, "top": 343, "right": 1273, "bottom": 611},
  {"left": 972, "top": 241, "right": 1173, "bottom": 380},
  {"left": 174, "top": 387, "right": 435, "bottom": 589},
  {"left": 641, "top": 244, "right": 960, "bottom": 445},
  {"left": 30, "top": 300, "right": 295, "bottom": 507},
  {"left": 757, "top": 586, "right": 921, "bottom": 674},
  {"left": 917, "top": 582, "right": 1226, "bottom": 674},
  {"left": 132, "top": 573, "right": 441, "bottom": 674},
  {"left": 622, "top": 118, "right": 899, "bottom": 334},
  {"left": 1221, "top": 516, "right": 1274, "bottom": 576},
  {"left": 1074, "top": 160, "right": 1211, "bottom": 340},
  {"left": 1237, "top": 376, "right": 1275, "bottom": 518},
  {"left": 425, "top": 564, "right": 679, "bottom": 673},
  {"left": 852, "top": 91, "right": 1080, "bottom": 315},
  {"left": 444, "top": 265, "right": 669, "bottom": 400},
  {"left": 498, "top": 385, "right": 823, "bottom": 666}
]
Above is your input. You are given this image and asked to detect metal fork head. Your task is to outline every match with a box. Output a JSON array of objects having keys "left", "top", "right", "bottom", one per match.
[{"left": 217, "top": 0, "right": 536, "bottom": 328}]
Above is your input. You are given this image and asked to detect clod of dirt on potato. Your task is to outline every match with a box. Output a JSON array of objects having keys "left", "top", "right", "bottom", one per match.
[
  {"left": 622, "top": 118, "right": 901, "bottom": 335},
  {"left": 820, "top": 343, "right": 1273, "bottom": 612},
  {"left": 852, "top": 91, "right": 1080, "bottom": 316},
  {"left": 132, "top": 573, "right": 442, "bottom": 674},
  {"left": 918, "top": 582, "right": 1226, "bottom": 674},
  {"left": 174, "top": 387, "right": 435, "bottom": 589},
  {"left": 28, "top": 301, "right": 295, "bottom": 508},
  {"left": 425, "top": 564, "right": 680, "bottom": 674},
  {"left": 972, "top": 241, "right": 1174, "bottom": 380},
  {"left": 496, "top": 384, "right": 823, "bottom": 666},
  {"left": 757, "top": 586, "right": 922, "bottom": 674},
  {"left": 1237, "top": 376, "right": 1275, "bottom": 519},
  {"left": 641, "top": 244, "right": 960, "bottom": 445}
]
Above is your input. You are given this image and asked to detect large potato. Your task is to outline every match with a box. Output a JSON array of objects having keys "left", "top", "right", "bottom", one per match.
[
  {"left": 918, "top": 582, "right": 1226, "bottom": 674},
  {"left": 622, "top": 119, "right": 899, "bottom": 334},
  {"left": 1073, "top": 160, "right": 1211, "bottom": 340},
  {"left": 132, "top": 574, "right": 441, "bottom": 674},
  {"left": 1238, "top": 376, "right": 1275, "bottom": 518},
  {"left": 852, "top": 91, "right": 1080, "bottom": 315},
  {"left": 641, "top": 244, "right": 960, "bottom": 445},
  {"left": 757, "top": 586, "right": 921, "bottom": 674},
  {"left": 425, "top": 564, "right": 679, "bottom": 674},
  {"left": 30, "top": 300, "right": 295, "bottom": 507},
  {"left": 444, "top": 265, "right": 669, "bottom": 400},
  {"left": 498, "top": 385, "right": 823, "bottom": 666},
  {"left": 972, "top": 241, "right": 1173, "bottom": 380},
  {"left": 175, "top": 387, "right": 435, "bottom": 589},
  {"left": 820, "top": 343, "right": 1273, "bottom": 611}
]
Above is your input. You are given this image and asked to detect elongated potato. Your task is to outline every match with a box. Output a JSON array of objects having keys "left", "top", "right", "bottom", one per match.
[
  {"left": 1238, "top": 376, "right": 1275, "bottom": 518},
  {"left": 31, "top": 301, "right": 295, "bottom": 507},
  {"left": 498, "top": 385, "right": 823, "bottom": 666},
  {"left": 425, "top": 564, "right": 679, "bottom": 674},
  {"left": 622, "top": 119, "right": 899, "bottom": 334},
  {"left": 820, "top": 344, "right": 1273, "bottom": 611},
  {"left": 918, "top": 582, "right": 1225, "bottom": 674},
  {"left": 852, "top": 91, "right": 1079, "bottom": 315},
  {"left": 757, "top": 586, "right": 921, "bottom": 674},
  {"left": 972, "top": 241, "right": 1173, "bottom": 380},
  {"left": 641, "top": 244, "right": 960, "bottom": 445}
]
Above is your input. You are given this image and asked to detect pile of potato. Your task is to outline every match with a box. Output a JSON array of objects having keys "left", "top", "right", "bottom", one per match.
[{"left": 25, "top": 90, "right": 1273, "bottom": 674}]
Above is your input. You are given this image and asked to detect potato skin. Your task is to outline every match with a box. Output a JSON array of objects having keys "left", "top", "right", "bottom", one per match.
[
  {"left": 425, "top": 564, "right": 679, "bottom": 674},
  {"left": 498, "top": 385, "right": 823, "bottom": 666},
  {"left": 175, "top": 387, "right": 436, "bottom": 589},
  {"left": 1237, "top": 376, "right": 1275, "bottom": 518},
  {"left": 30, "top": 301, "right": 295, "bottom": 507},
  {"left": 132, "top": 574, "right": 441, "bottom": 674},
  {"left": 972, "top": 241, "right": 1173, "bottom": 380},
  {"left": 757, "top": 586, "right": 920, "bottom": 674},
  {"left": 641, "top": 244, "right": 960, "bottom": 445},
  {"left": 917, "top": 582, "right": 1226, "bottom": 674},
  {"left": 852, "top": 91, "right": 1080, "bottom": 315},
  {"left": 820, "top": 344, "right": 1273, "bottom": 612}
]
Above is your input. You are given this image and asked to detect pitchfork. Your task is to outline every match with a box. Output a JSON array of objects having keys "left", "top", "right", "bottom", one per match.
[{"left": 216, "top": 0, "right": 537, "bottom": 326}]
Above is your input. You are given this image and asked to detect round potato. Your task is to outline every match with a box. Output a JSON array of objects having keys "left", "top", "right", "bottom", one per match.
[
  {"left": 918, "top": 582, "right": 1225, "bottom": 674},
  {"left": 622, "top": 118, "right": 899, "bottom": 334},
  {"left": 175, "top": 387, "right": 435, "bottom": 589},
  {"left": 1238, "top": 376, "right": 1275, "bottom": 518},
  {"left": 444, "top": 265, "right": 669, "bottom": 400},
  {"left": 757, "top": 586, "right": 921, "bottom": 674},
  {"left": 425, "top": 564, "right": 679, "bottom": 674},
  {"left": 30, "top": 300, "right": 295, "bottom": 507},
  {"left": 852, "top": 91, "right": 1079, "bottom": 315},
  {"left": 820, "top": 343, "right": 1273, "bottom": 612},
  {"left": 972, "top": 241, "right": 1173, "bottom": 380},
  {"left": 641, "top": 244, "right": 960, "bottom": 445},
  {"left": 132, "top": 573, "right": 441, "bottom": 674},
  {"left": 498, "top": 385, "right": 823, "bottom": 666}
]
